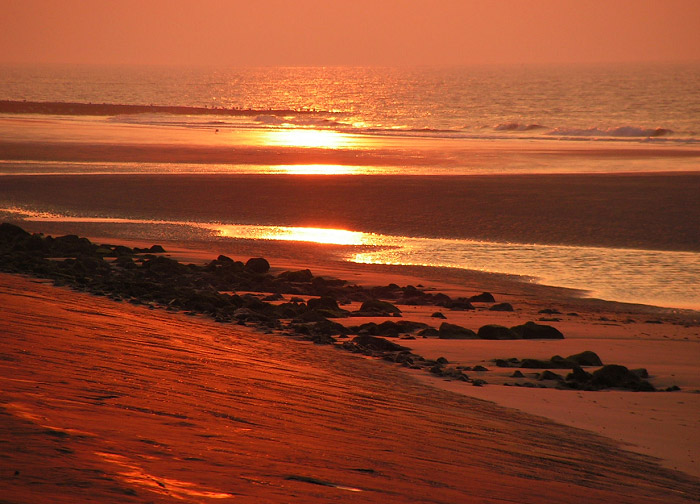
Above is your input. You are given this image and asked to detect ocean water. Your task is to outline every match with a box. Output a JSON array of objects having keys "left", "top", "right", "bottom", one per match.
[{"left": 1, "top": 64, "right": 699, "bottom": 309}]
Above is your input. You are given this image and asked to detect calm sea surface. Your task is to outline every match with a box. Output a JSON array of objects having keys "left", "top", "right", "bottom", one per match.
[{"left": 1, "top": 64, "right": 699, "bottom": 309}]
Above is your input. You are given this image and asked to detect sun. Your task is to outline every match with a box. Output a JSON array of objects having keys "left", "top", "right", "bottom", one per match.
[{"left": 263, "top": 129, "right": 350, "bottom": 149}]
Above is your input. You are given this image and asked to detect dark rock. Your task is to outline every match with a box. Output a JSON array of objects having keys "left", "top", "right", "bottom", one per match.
[
  {"left": 630, "top": 368, "right": 649, "bottom": 379},
  {"left": 538, "top": 370, "right": 563, "bottom": 381},
  {"left": 245, "top": 257, "right": 270, "bottom": 274},
  {"left": 438, "top": 323, "right": 477, "bottom": 339},
  {"left": 307, "top": 296, "right": 349, "bottom": 317},
  {"left": 112, "top": 245, "right": 134, "bottom": 256},
  {"left": 278, "top": 269, "right": 313, "bottom": 283},
  {"left": 511, "top": 370, "right": 525, "bottom": 378},
  {"left": 141, "top": 256, "right": 186, "bottom": 276},
  {"left": 510, "top": 321, "right": 564, "bottom": 339},
  {"left": 538, "top": 308, "right": 561, "bottom": 314},
  {"left": 417, "top": 327, "right": 440, "bottom": 337},
  {"left": 0, "top": 222, "right": 30, "bottom": 242},
  {"left": 468, "top": 292, "right": 495, "bottom": 303},
  {"left": 567, "top": 365, "right": 592, "bottom": 382},
  {"left": 356, "top": 299, "right": 402, "bottom": 316},
  {"left": 489, "top": 302, "right": 514, "bottom": 312},
  {"left": 473, "top": 365, "right": 488, "bottom": 372},
  {"left": 438, "top": 297, "right": 475, "bottom": 311},
  {"left": 51, "top": 234, "right": 96, "bottom": 256},
  {"left": 472, "top": 379, "right": 487, "bottom": 387},
  {"left": 566, "top": 351, "right": 603, "bottom": 367},
  {"left": 495, "top": 358, "right": 520, "bottom": 367},
  {"left": 431, "top": 311, "right": 447, "bottom": 319},
  {"left": 477, "top": 324, "right": 519, "bottom": 340},
  {"left": 590, "top": 365, "right": 655, "bottom": 391},
  {"left": 149, "top": 245, "right": 166, "bottom": 253},
  {"left": 352, "top": 335, "right": 410, "bottom": 352},
  {"left": 436, "top": 356, "right": 449, "bottom": 365}
]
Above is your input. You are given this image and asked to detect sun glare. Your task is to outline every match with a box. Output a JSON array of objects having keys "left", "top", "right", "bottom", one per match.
[
  {"left": 273, "top": 164, "right": 362, "bottom": 175},
  {"left": 213, "top": 224, "right": 379, "bottom": 246},
  {"left": 263, "top": 129, "right": 350, "bottom": 149}
]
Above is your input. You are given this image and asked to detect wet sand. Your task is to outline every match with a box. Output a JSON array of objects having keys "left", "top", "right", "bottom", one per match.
[
  {"left": 1, "top": 272, "right": 699, "bottom": 503},
  {"left": 2, "top": 171, "right": 700, "bottom": 251}
]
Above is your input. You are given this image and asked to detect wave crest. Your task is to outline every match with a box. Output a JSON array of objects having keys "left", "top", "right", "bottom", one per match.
[
  {"left": 547, "top": 126, "right": 673, "bottom": 138},
  {"left": 494, "top": 122, "right": 546, "bottom": 131}
]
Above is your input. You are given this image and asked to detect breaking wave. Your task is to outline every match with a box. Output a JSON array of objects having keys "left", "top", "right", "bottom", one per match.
[
  {"left": 546, "top": 126, "right": 673, "bottom": 138},
  {"left": 494, "top": 122, "right": 546, "bottom": 131}
]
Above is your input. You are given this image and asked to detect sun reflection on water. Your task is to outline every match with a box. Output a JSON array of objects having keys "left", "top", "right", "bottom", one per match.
[
  {"left": 271, "top": 164, "right": 364, "bottom": 175},
  {"left": 214, "top": 224, "right": 381, "bottom": 246},
  {"left": 262, "top": 128, "right": 353, "bottom": 149}
]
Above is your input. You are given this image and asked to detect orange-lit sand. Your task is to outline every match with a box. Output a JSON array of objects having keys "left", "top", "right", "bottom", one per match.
[{"left": 2, "top": 252, "right": 699, "bottom": 503}]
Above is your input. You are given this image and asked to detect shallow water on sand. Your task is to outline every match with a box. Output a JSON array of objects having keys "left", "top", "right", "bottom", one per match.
[{"left": 2, "top": 208, "right": 699, "bottom": 310}]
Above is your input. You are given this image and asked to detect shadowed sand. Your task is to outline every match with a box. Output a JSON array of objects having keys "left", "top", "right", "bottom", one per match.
[{"left": 1, "top": 272, "right": 699, "bottom": 503}]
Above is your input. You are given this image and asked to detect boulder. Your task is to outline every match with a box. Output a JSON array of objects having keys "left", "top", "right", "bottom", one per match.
[
  {"left": 278, "top": 269, "right": 313, "bottom": 283},
  {"left": 468, "top": 292, "right": 495, "bottom": 303},
  {"left": 352, "top": 335, "right": 410, "bottom": 352},
  {"left": 438, "top": 323, "right": 477, "bottom": 339},
  {"left": 438, "top": 298, "right": 475, "bottom": 311},
  {"left": 489, "top": 303, "right": 514, "bottom": 312},
  {"left": 356, "top": 299, "right": 402, "bottom": 316},
  {"left": 510, "top": 321, "right": 564, "bottom": 339},
  {"left": 566, "top": 351, "right": 603, "bottom": 367},
  {"left": 245, "top": 257, "right": 270, "bottom": 274},
  {"left": 477, "top": 324, "right": 519, "bottom": 340}
]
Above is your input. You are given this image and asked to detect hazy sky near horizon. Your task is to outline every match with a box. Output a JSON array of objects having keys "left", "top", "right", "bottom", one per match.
[{"left": 2, "top": 0, "right": 699, "bottom": 67}]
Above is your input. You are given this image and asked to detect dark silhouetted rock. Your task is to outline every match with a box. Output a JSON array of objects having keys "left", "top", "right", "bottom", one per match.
[
  {"left": 352, "top": 335, "right": 410, "bottom": 352},
  {"left": 631, "top": 368, "right": 649, "bottom": 379},
  {"left": 438, "top": 298, "right": 475, "bottom": 311},
  {"left": 510, "top": 321, "right": 564, "bottom": 339},
  {"left": 438, "top": 323, "right": 477, "bottom": 339},
  {"left": 489, "top": 303, "right": 514, "bottom": 312},
  {"left": 468, "top": 292, "right": 495, "bottom": 303},
  {"left": 511, "top": 370, "right": 525, "bottom": 378},
  {"left": 538, "top": 370, "right": 563, "bottom": 381},
  {"left": 566, "top": 351, "right": 603, "bottom": 367},
  {"left": 431, "top": 311, "right": 447, "bottom": 319},
  {"left": 149, "top": 245, "right": 166, "bottom": 253},
  {"left": 356, "top": 299, "right": 402, "bottom": 316},
  {"left": 590, "top": 365, "right": 655, "bottom": 391},
  {"left": 538, "top": 308, "right": 561, "bottom": 314},
  {"left": 0, "top": 222, "right": 30, "bottom": 242},
  {"left": 245, "top": 257, "right": 270, "bottom": 274},
  {"left": 278, "top": 269, "right": 313, "bottom": 282},
  {"left": 477, "top": 324, "right": 518, "bottom": 340}
]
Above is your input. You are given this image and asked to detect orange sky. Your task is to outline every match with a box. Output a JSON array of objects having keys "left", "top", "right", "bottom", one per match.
[{"left": 1, "top": 0, "right": 699, "bottom": 66}]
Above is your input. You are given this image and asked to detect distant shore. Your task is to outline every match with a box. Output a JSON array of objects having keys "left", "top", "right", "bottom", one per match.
[{"left": 0, "top": 99, "right": 325, "bottom": 117}]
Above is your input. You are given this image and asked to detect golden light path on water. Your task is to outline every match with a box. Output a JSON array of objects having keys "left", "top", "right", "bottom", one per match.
[
  {"left": 260, "top": 129, "right": 356, "bottom": 149},
  {"left": 2, "top": 206, "right": 700, "bottom": 310}
]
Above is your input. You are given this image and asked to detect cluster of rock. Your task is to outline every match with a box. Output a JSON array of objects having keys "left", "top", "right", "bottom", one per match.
[
  {"left": 1, "top": 223, "right": 672, "bottom": 392},
  {"left": 434, "top": 321, "right": 564, "bottom": 340},
  {"left": 0, "top": 223, "right": 500, "bottom": 344},
  {"left": 492, "top": 351, "right": 675, "bottom": 391}
]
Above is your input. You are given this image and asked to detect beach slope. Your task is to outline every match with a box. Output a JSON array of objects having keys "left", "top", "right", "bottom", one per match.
[{"left": 1, "top": 273, "right": 697, "bottom": 503}]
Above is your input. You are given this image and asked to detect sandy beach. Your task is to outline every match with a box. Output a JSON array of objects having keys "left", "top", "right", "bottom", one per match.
[{"left": 1, "top": 230, "right": 699, "bottom": 502}]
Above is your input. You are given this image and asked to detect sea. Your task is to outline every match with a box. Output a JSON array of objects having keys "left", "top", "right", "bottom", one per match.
[{"left": 1, "top": 63, "right": 699, "bottom": 310}]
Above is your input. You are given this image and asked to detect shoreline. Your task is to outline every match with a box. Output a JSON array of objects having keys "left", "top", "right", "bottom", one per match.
[
  {"left": 2, "top": 272, "right": 698, "bottom": 502},
  {"left": 2, "top": 225, "right": 699, "bottom": 484}
]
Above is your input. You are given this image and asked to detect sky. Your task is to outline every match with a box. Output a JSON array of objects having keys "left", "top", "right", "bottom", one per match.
[{"left": 1, "top": 0, "right": 699, "bottom": 67}]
